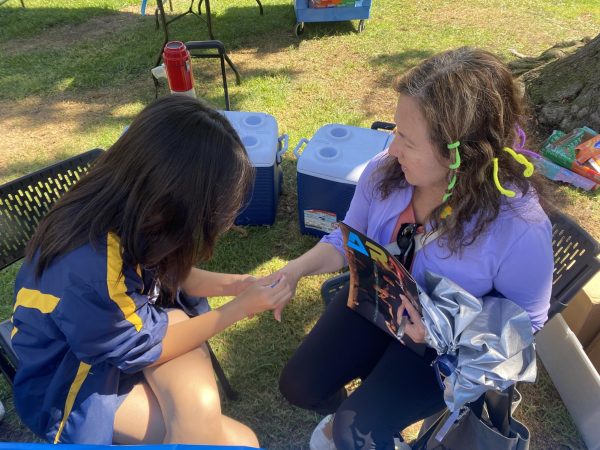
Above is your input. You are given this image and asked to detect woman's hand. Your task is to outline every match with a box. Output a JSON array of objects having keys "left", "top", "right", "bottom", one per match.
[
  {"left": 397, "top": 294, "right": 427, "bottom": 344},
  {"left": 270, "top": 264, "right": 302, "bottom": 322},
  {"left": 233, "top": 273, "right": 292, "bottom": 319}
]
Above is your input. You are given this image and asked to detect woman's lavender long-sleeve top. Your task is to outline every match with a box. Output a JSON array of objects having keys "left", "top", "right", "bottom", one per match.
[{"left": 321, "top": 151, "right": 553, "bottom": 331}]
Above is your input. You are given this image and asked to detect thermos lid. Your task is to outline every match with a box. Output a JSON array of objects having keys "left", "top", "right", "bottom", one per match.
[{"left": 163, "top": 41, "right": 188, "bottom": 61}]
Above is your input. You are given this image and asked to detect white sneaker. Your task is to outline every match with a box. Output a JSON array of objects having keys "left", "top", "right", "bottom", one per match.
[
  {"left": 394, "top": 437, "right": 412, "bottom": 450},
  {"left": 310, "top": 414, "right": 336, "bottom": 450},
  {"left": 309, "top": 414, "right": 411, "bottom": 450}
]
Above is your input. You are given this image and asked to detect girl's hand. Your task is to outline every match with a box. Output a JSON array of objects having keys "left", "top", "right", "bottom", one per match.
[
  {"left": 234, "top": 273, "right": 292, "bottom": 319},
  {"left": 229, "top": 274, "right": 257, "bottom": 296},
  {"left": 397, "top": 294, "right": 427, "bottom": 344}
]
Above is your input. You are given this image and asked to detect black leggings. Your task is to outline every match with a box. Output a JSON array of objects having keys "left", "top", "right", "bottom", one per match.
[{"left": 279, "top": 286, "right": 445, "bottom": 450}]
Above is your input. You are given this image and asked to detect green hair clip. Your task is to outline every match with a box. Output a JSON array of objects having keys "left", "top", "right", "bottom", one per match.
[
  {"left": 442, "top": 141, "right": 461, "bottom": 204},
  {"left": 447, "top": 141, "right": 461, "bottom": 169}
]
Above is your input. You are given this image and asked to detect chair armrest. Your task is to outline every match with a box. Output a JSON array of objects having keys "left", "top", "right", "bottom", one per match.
[
  {"left": 0, "top": 319, "right": 18, "bottom": 385},
  {"left": 320, "top": 272, "right": 350, "bottom": 306},
  {"left": 370, "top": 121, "right": 395, "bottom": 131}
]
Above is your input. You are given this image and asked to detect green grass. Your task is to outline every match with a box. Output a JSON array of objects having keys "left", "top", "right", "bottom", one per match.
[{"left": 1, "top": 0, "right": 599, "bottom": 448}]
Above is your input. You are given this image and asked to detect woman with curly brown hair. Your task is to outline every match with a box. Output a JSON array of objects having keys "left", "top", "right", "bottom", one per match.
[{"left": 277, "top": 47, "right": 553, "bottom": 449}]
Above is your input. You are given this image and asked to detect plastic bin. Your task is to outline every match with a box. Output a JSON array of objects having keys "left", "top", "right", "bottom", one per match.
[
  {"left": 294, "top": 123, "right": 393, "bottom": 237},
  {"left": 221, "top": 111, "right": 288, "bottom": 226},
  {"left": 536, "top": 314, "right": 600, "bottom": 450},
  {"left": 293, "top": 0, "right": 372, "bottom": 36}
]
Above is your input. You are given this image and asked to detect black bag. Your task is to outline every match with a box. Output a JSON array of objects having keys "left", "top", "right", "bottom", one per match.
[{"left": 413, "top": 387, "right": 530, "bottom": 450}]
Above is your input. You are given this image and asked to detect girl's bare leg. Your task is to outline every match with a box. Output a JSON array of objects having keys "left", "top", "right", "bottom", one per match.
[
  {"left": 113, "top": 380, "right": 166, "bottom": 444},
  {"left": 143, "top": 309, "right": 259, "bottom": 446}
]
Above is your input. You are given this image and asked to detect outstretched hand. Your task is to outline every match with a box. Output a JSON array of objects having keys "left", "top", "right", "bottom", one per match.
[
  {"left": 270, "top": 265, "right": 302, "bottom": 322},
  {"left": 234, "top": 273, "right": 292, "bottom": 320}
]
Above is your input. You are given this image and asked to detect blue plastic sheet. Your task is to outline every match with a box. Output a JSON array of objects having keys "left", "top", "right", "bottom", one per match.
[{"left": 0, "top": 445, "right": 258, "bottom": 450}]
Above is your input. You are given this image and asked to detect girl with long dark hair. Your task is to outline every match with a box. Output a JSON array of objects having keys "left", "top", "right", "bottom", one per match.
[{"left": 12, "top": 95, "right": 290, "bottom": 445}]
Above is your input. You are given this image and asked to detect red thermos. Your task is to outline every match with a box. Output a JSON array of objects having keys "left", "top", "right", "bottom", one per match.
[{"left": 162, "top": 41, "right": 196, "bottom": 98}]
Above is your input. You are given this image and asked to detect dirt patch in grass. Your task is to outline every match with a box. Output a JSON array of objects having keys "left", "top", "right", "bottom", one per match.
[
  {"left": 0, "top": 79, "right": 153, "bottom": 182},
  {"left": 3, "top": 6, "right": 148, "bottom": 56}
]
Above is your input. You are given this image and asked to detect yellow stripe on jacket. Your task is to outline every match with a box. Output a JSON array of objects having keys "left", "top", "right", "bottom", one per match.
[
  {"left": 106, "top": 233, "right": 143, "bottom": 332},
  {"left": 11, "top": 288, "right": 60, "bottom": 338},
  {"left": 53, "top": 362, "right": 91, "bottom": 443}
]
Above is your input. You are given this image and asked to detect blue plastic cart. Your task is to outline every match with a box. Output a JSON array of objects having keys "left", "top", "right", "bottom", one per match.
[{"left": 293, "top": 0, "right": 372, "bottom": 36}]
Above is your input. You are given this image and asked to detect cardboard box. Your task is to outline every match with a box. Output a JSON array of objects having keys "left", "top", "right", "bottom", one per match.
[
  {"left": 536, "top": 314, "right": 600, "bottom": 450},
  {"left": 586, "top": 331, "right": 600, "bottom": 374},
  {"left": 561, "top": 273, "right": 600, "bottom": 347}
]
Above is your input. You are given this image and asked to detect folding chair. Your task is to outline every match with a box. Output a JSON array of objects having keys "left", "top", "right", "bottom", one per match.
[
  {"left": 319, "top": 121, "right": 600, "bottom": 444},
  {"left": 0, "top": 150, "right": 238, "bottom": 400}
]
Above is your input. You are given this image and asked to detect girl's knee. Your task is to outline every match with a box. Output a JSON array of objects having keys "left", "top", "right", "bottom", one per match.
[
  {"left": 167, "top": 308, "right": 189, "bottom": 325},
  {"left": 167, "top": 404, "right": 223, "bottom": 442}
]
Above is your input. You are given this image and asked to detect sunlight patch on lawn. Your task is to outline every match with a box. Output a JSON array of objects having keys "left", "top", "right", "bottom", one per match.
[
  {"left": 54, "top": 76, "right": 75, "bottom": 93},
  {"left": 110, "top": 101, "right": 145, "bottom": 118}
]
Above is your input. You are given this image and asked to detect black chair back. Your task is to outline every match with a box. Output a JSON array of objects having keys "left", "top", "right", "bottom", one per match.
[
  {"left": 0, "top": 149, "right": 103, "bottom": 383},
  {"left": 0, "top": 149, "right": 103, "bottom": 271},
  {"left": 548, "top": 211, "right": 600, "bottom": 319}
]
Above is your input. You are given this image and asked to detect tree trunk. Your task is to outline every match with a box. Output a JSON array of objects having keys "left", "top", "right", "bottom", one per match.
[{"left": 511, "top": 34, "right": 600, "bottom": 134}]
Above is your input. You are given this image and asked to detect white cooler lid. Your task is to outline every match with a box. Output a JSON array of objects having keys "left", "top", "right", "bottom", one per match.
[
  {"left": 221, "top": 111, "right": 279, "bottom": 167},
  {"left": 296, "top": 124, "right": 393, "bottom": 184}
]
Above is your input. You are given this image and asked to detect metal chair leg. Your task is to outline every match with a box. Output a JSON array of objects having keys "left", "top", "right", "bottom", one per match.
[
  {"left": 207, "top": 342, "right": 238, "bottom": 400},
  {"left": 218, "top": 51, "right": 231, "bottom": 110},
  {"left": 185, "top": 40, "right": 240, "bottom": 109}
]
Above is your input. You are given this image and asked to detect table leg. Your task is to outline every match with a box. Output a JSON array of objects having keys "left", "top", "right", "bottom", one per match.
[
  {"left": 204, "top": 0, "right": 215, "bottom": 40},
  {"left": 155, "top": 0, "right": 170, "bottom": 66}
]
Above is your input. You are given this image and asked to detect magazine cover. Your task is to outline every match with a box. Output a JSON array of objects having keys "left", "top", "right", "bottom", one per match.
[{"left": 339, "top": 222, "right": 421, "bottom": 341}]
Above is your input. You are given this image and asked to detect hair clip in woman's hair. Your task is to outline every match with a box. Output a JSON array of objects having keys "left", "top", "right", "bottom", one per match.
[
  {"left": 493, "top": 158, "right": 515, "bottom": 198},
  {"left": 441, "top": 141, "right": 461, "bottom": 207},
  {"left": 447, "top": 141, "right": 461, "bottom": 169},
  {"left": 492, "top": 147, "right": 535, "bottom": 198},
  {"left": 503, "top": 147, "right": 534, "bottom": 177},
  {"left": 440, "top": 205, "right": 453, "bottom": 219}
]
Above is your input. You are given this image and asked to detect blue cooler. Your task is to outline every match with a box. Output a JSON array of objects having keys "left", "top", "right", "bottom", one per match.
[
  {"left": 294, "top": 124, "right": 393, "bottom": 237},
  {"left": 221, "top": 111, "right": 288, "bottom": 226}
]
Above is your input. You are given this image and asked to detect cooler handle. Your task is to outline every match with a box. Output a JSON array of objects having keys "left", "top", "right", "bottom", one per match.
[
  {"left": 293, "top": 138, "right": 310, "bottom": 159},
  {"left": 276, "top": 134, "right": 289, "bottom": 164}
]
